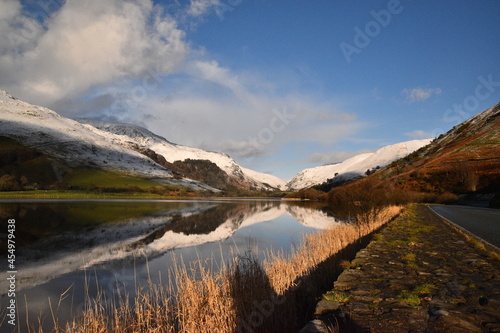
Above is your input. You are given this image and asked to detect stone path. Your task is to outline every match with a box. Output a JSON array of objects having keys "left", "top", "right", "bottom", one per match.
[{"left": 302, "top": 204, "right": 500, "bottom": 333}]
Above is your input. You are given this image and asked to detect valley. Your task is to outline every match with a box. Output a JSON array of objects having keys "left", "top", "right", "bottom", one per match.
[
  {"left": 5, "top": 90, "right": 498, "bottom": 203},
  {"left": 1, "top": 2, "right": 499, "bottom": 332},
  {"left": 1, "top": 90, "right": 499, "bottom": 333}
]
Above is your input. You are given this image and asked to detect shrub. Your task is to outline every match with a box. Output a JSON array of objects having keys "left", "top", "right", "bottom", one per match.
[
  {"left": 284, "top": 188, "right": 324, "bottom": 200},
  {"left": 435, "top": 192, "right": 459, "bottom": 204}
]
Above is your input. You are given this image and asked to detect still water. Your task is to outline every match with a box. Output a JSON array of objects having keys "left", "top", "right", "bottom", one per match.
[{"left": 0, "top": 199, "right": 342, "bottom": 331}]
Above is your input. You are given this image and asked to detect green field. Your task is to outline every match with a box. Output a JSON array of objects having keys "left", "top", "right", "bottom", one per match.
[{"left": 0, "top": 190, "right": 173, "bottom": 200}]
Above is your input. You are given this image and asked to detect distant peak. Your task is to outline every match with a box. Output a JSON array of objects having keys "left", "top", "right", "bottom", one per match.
[
  {"left": 0, "top": 89, "right": 17, "bottom": 100},
  {"left": 78, "top": 119, "right": 173, "bottom": 144}
]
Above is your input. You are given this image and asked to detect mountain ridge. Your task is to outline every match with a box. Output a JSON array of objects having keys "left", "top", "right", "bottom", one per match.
[
  {"left": 376, "top": 102, "right": 500, "bottom": 195},
  {"left": 3, "top": 88, "right": 496, "bottom": 196},
  {"left": 79, "top": 119, "right": 286, "bottom": 190},
  {"left": 286, "top": 139, "right": 433, "bottom": 190},
  {"left": 0, "top": 89, "right": 283, "bottom": 192}
]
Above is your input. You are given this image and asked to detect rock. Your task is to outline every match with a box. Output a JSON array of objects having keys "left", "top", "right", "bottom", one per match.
[
  {"left": 351, "top": 258, "right": 366, "bottom": 266},
  {"left": 428, "top": 302, "right": 450, "bottom": 321},
  {"left": 440, "top": 315, "right": 483, "bottom": 332},
  {"left": 407, "top": 309, "right": 430, "bottom": 330},
  {"left": 351, "top": 290, "right": 372, "bottom": 296},
  {"left": 353, "top": 296, "right": 382, "bottom": 303},
  {"left": 314, "top": 300, "right": 340, "bottom": 315},
  {"left": 333, "top": 281, "right": 351, "bottom": 290},
  {"left": 484, "top": 322, "right": 500, "bottom": 331},
  {"left": 336, "top": 270, "right": 363, "bottom": 282}
]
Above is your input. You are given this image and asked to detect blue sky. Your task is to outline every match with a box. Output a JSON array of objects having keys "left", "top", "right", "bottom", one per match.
[{"left": 1, "top": 0, "right": 499, "bottom": 180}]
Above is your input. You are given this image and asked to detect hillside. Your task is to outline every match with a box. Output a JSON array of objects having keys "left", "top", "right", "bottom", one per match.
[
  {"left": 324, "top": 103, "right": 500, "bottom": 208},
  {"left": 0, "top": 90, "right": 172, "bottom": 179},
  {"left": 0, "top": 89, "right": 284, "bottom": 193},
  {"left": 376, "top": 102, "right": 500, "bottom": 195},
  {"left": 0, "top": 135, "right": 218, "bottom": 194},
  {"left": 82, "top": 120, "right": 286, "bottom": 190},
  {"left": 287, "top": 139, "right": 432, "bottom": 190}
]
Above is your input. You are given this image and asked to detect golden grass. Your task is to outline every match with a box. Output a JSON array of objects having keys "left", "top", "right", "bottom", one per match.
[
  {"left": 264, "top": 206, "right": 403, "bottom": 295},
  {"left": 30, "top": 206, "right": 402, "bottom": 333}
]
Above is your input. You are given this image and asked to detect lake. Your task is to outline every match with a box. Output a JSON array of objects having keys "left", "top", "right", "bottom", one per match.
[{"left": 0, "top": 199, "right": 343, "bottom": 331}]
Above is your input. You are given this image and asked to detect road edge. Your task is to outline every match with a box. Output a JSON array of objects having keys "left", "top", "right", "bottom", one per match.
[{"left": 427, "top": 204, "right": 500, "bottom": 254}]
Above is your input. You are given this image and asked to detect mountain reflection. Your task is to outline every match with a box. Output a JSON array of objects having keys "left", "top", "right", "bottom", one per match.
[{"left": 0, "top": 200, "right": 341, "bottom": 293}]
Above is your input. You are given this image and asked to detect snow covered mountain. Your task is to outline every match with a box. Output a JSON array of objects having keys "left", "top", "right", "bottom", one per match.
[
  {"left": 81, "top": 120, "right": 286, "bottom": 190},
  {"left": 0, "top": 89, "right": 284, "bottom": 191},
  {"left": 0, "top": 91, "right": 173, "bottom": 177},
  {"left": 287, "top": 139, "right": 433, "bottom": 190}
]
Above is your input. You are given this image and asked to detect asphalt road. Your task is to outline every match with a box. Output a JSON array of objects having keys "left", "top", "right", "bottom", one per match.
[{"left": 429, "top": 205, "right": 500, "bottom": 248}]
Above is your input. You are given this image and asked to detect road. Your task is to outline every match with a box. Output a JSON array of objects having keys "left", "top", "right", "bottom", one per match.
[{"left": 429, "top": 205, "right": 500, "bottom": 248}]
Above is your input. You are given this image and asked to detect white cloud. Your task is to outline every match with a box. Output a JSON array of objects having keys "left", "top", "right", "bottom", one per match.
[
  {"left": 0, "top": 0, "right": 188, "bottom": 106},
  {"left": 0, "top": 0, "right": 44, "bottom": 55},
  {"left": 0, "top": 0, "right": 365, "bottom": 172},
  {"left": 0, "top": 0, "right": 21, "bottom": 21},
  {"left": 405, "top": 129, "right": 434, "bottom": 139},
  {"left": 139, "top": 64, "right": 364, "bottom": 161},
  {"left": 187, "top": 0, "right": 222, "bottom": 17},
  {"left": 189, "top": 60, "right": 248, "bottom": 99},
  {"left": 402, "top": 87, "right": 441, "bottom": 103}
]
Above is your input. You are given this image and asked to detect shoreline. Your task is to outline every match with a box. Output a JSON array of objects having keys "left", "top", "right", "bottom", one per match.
[
  {"left": 302, "top": 204, "right": 500, "bottom": 332},
  {"left": 0, "top": 190, "right": 288, "bottom": 200}
]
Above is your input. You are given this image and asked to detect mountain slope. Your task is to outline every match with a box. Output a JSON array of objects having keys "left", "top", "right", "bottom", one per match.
[
  {"left": 0, "top": 90, "right": 174, "bottom": 178},
  {"left": 287, "top": 139, "right": 432, "bottom": 190},
  {"left": 376, "top": 102, "right": 500, "bottom": 194},
  {"left": 82, "top": 120, "right": 286, "bottom": 190},
  {"left": 0, "top": 89, "right": 284, "bottom": 192}
]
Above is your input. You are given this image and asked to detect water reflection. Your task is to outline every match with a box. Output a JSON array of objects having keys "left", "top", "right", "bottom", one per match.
[
  {"left": 0, "top": 199, "right": 346, "bottom": 332},
  {"left": 0, "top": 199, "right": 341, "bottom": 295}
]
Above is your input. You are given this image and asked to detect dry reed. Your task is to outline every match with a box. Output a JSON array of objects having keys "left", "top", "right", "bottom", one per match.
[
  {"left": 28, "top": 205, "right": 402, "bottom": 333},
  {"left": 264, "top": 205, "right": 403, "bottom": 295}
]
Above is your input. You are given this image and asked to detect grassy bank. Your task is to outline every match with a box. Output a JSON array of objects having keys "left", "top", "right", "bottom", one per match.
[
  {"left": 0, "top": 166, "right": 209, "bottom": 199},
  {"left": 0, "top": 190, "right": 185, "bottom": 200},
  {"left": 0, "top": 190, "right": 285, "bottom": 200},
  {"left": 26, "top": 206, "right": 402, "bottom": 332}
]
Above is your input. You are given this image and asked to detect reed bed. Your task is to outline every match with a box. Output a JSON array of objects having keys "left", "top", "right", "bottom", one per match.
[
  {"left": 264, "top": 205, "right": 402, "bottom": 295},
  {"left": 28, "top": 206, "right": 402, "bottom": 333}
]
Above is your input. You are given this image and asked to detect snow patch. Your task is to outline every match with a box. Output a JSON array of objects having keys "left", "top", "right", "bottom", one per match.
[{"left": 287, "top": 139, "right": 432, "bottom": 190}]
